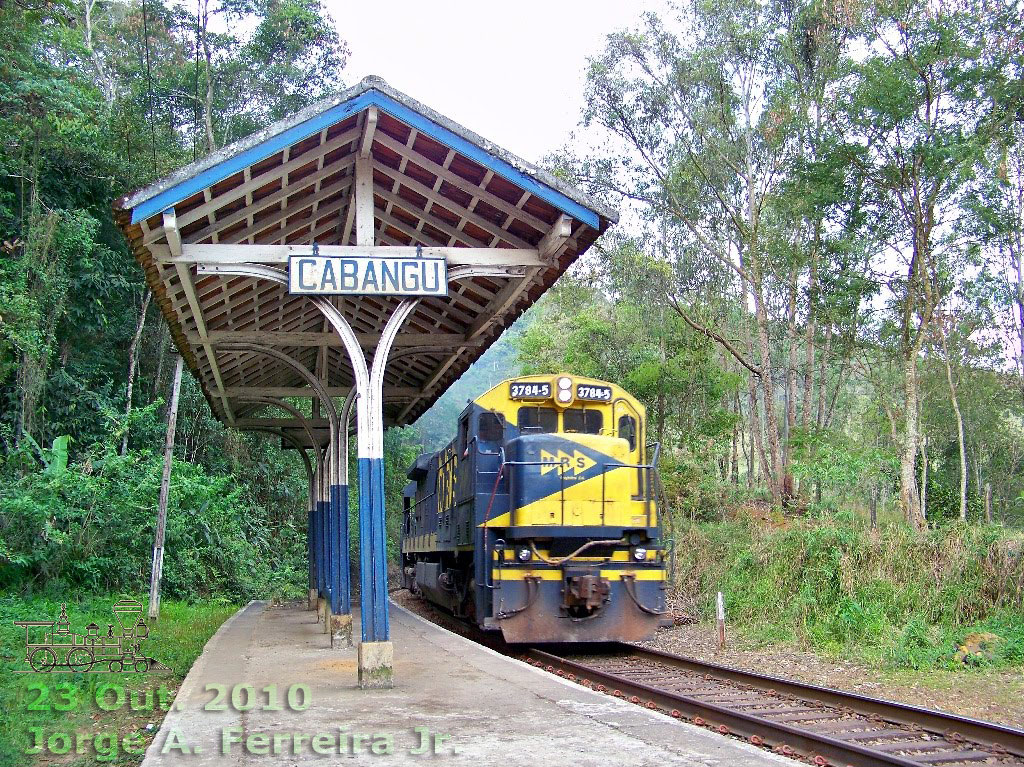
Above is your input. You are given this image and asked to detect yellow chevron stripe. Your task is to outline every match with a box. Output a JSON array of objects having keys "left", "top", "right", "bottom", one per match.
[{"left": 491, "top": 569, "right": 665, "bottom": 582}]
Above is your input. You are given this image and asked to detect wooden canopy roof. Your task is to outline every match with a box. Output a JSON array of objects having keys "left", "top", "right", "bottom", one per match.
[{"left": 113, "top": 76, "right": 616, "bottom": 434}]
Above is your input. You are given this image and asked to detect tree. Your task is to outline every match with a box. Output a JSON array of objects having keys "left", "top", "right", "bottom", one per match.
[
  {"left": 840, "top": 0, "right": 995, "bottom": 527},
  {"left": 577, "top": 0, "right": 859, "bottom": 507}
]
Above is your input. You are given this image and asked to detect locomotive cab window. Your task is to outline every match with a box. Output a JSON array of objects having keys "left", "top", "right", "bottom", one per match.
[
  {"left": 517, "top": 406, "right": 557, "bottom": 433},
  {"left": 618, "top": 415, "right": 637, "bottom": 450},
  {"left": 563, "top": 408, "right": 603, "bottom": 435},
  {"left": 458, "top": 414, "right": 470, "bottom": 456},
  {"left": 479, "top": 412, "right": 504, "bottom": 442}
]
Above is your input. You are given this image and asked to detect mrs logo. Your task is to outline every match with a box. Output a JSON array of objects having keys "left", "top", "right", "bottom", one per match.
[{"left": 13, "top": 600, "right": 169, "bottom": 673}]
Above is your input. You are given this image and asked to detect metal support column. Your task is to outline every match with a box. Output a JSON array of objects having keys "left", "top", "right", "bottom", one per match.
[{"left": 335, "top": 390, "right": 357, "bottom": 615}]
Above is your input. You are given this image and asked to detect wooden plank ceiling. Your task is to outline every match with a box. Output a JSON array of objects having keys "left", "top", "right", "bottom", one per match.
[{"left": 113, "top": 76, "right": 616, "bottom": 436}]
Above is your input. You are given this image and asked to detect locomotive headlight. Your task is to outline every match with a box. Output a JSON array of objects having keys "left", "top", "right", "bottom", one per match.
[
  {"left": 557, "top": 389, "right": 573, "bottom": 403},
  {"left": 517, "top": 546, "right": 531, "bottom": 561},
  {"left": 632, "top": 547, "right": 648, "bottom": 561},
  {"left": 557, "top": 376, "right": 572, "bottom": 390}
]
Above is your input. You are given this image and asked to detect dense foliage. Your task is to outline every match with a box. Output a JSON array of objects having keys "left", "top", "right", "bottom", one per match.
[
  {"left": 0, "top": 0, "right": 347, "bottom": 602},
  {"left": 672, "top": 517, "right": 1024, "bottom": 669},
  {"left": 524, "top": 0, "right": 1024, "bottom": 528}
]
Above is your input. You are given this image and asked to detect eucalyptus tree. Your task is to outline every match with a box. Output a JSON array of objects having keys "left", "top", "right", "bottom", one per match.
[
  {"left": 578, "top": 0, "right": 854, "bottom": 506},
  {"left": 839, "top": 0, "right": 1003, "bottom": 527}
]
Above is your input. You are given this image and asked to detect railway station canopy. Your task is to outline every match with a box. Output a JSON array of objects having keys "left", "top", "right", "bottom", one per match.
[{"left": 113, "top": 76, "right": 617, "bottom": 441}]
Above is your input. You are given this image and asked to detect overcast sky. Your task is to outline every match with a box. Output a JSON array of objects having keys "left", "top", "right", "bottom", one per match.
[{"left": 326, "top": 0, "right": 665, "bottom": 164}]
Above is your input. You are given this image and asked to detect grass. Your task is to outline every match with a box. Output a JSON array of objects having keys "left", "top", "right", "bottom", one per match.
[
  {"left": 670, "top": 515, "right": 1024, "bottom": 670},
  {"left": 0, "top": 595, "right": 237, "bottom": 766}
]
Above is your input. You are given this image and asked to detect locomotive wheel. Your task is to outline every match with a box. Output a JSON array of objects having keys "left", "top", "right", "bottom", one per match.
[
  {"left": 133, "top": 658, "right": 150, "bottom": 673},
  {"left": 29, "top": 647, "right": 57, "bottom": 672},
  {"left": 108, "top": 659, "right": 123, "bottom": 673},
  {"left": 67, "top": 648, "right": 94, "bottom": 672}
]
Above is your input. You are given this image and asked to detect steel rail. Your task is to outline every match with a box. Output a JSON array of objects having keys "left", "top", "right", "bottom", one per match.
[
  {"left": 630, "top": 645, "right": 1024, "bottom": 755},
  {"left": 520, "top": 644, "right": 1024, "bottom": 767}
]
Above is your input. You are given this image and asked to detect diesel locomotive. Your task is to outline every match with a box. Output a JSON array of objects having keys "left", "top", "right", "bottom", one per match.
[{"left": 400, "top": 374, "right": 667, "bottom": 643}]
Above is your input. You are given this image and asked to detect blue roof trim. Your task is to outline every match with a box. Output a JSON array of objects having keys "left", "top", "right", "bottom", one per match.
[
  {"left": 130, "top": 90, "right": 601, "bottom": 230},
  {"left": 371, "top": 94, "right": 600, "bottom": 229},
  {"left": 131, "top": 92, "right": 375, "bottom": 223}
]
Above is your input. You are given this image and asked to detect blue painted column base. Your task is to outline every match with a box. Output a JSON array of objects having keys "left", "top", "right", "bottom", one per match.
[
  {"left": 332, "top": 484, "right": 351, "bottom": 614},
  {"left": 307, "top": 505, "right": 315, "bottom": 590},
  {"left": 315, "top": 500, "right": 327, "bottom": 597},
  {"left": 357, "top": 457, "right": 390, "bottom": 643}
]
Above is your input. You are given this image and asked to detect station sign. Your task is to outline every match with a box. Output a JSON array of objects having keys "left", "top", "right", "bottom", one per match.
[{"left": 288, "top": 255, "right": 448, "bottom": 297}]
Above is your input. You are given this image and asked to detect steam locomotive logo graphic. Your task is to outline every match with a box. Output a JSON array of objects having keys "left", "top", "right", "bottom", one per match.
[{"left": 14, "top": 600, "right": 169, "bottom": 673}]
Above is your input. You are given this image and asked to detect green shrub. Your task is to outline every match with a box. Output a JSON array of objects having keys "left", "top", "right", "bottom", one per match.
[
  {"left": 671, "top": 518, "right": 1024, "bottom": 669},
  {"left": 0, "top": 448, "right": 308, "bottom": 602}
]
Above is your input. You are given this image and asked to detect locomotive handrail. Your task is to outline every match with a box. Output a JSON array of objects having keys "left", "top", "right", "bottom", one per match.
[
  {"left": 481, "top": 448, "right": 508, "bottom": 595},
  {"left": 647, "top": 441, "right": 662, "bottom": 467}
]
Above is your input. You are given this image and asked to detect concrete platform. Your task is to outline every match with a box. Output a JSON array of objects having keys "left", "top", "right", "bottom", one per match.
[{"left": 142, "top": 601, "right": 798, "bottom": 766}]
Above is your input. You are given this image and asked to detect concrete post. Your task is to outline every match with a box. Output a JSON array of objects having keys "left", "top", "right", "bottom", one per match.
[{"left": 147, "top": 354, "right": 184, "bottom": 622}]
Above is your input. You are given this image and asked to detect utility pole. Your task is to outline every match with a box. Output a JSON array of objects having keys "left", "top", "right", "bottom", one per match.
[{"left": 148, "top": 354, "right": 184, "bottom": 621}]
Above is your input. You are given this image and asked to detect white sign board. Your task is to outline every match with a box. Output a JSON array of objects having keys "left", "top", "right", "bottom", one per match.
[{"left": 288, "top": 255, "right": 448, "bottom": 297}]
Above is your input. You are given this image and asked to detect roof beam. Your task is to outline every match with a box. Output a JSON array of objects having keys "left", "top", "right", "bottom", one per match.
[
  {"left": 226, "top": 386, "right": 417, "bottom": 399},
  {"left": 164, "top": 210, "right": 235, "bottom": 425},
  {"left": 162, "top": 244, "right": 543, "bottom": 266},
  {"left": 371, "top": 160, "right": 535, "bottom": 250},
  {"left": 372, "top": 131, "right": 551, "bottom": 235},
  {"left": 190, "top": 330, "right": 480, "bottom": 348},
  {"left": 354, "top": 155, "right": 374, "bottom": 246},
  {"left": 360, "top": 106, "right": 378, "bottom": 158},
  {"left": 538, "top": 214, "right": 573, "bottom": 260},
  {"left": 235, "top": 418, "right": 330, "bottom": 429},
  {"left": 144, "top": 125, "right": 362, "bottom": 243},
  {"left": 466, "top": 272, "right": 536, "bottom": 340}
]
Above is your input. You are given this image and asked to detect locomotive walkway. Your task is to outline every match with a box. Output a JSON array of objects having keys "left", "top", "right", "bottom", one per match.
[{"left": 141, "top": 601, "right": 798, "bottom": 765}]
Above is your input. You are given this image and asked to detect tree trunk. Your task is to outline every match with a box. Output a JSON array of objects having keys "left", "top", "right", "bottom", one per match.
[
  {"left": 151, "top": 323, "right": 168, "bottom": 401},
  {"left": 83, "top": 0, "right": 114, "bottom": 106},
  {"left": 900, "top": 354, "right": 925, "bottom": 528},
  {"left": 201, "top": 0, "right": 216, "bottom": 152},
  {"left": 817, "top": 325, "right": 833, "bottom": 429},
  {"left": 121, "top": 289, "right": 152, "bottom": 455},
  {"left": 731, "top": 419, "right": 740, "bottom": 485},
  {"left": 919, "top": 433, "right": 928, "bottom": 519},
  {"left": 1015, "top": 251, "right": 1024, "bottom": 401},
  {"left": 747, "top": 367, "right": 766, "bottom": 488},
  {"left": 754, "top": 287, "right": 783, "bottom": 506},
  {"left": 802, "top": 232, "right": 819, "bottom": 433},
  {"left": 937, "top": 320, "right": 968, "bottom": 521},
  {"left": 785, "top": 268, "right": 798, "bottom": 497}
]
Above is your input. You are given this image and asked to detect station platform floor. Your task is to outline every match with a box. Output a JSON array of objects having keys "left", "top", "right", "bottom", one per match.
[{"left": 141, "top": 600, "right": 798, "bottom": 766}]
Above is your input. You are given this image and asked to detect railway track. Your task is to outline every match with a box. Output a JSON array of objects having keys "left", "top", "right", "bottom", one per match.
[{"left": 517, "top": 643, "right": 1024, "bottom": 767}]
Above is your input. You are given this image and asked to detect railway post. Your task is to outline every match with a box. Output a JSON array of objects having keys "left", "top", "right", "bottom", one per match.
[
  {"left": 329, "top": 391, "right": 357, "bottom": 647},
  {"left": 716, "top": 591, "right": 726, "bottom": 651}
]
